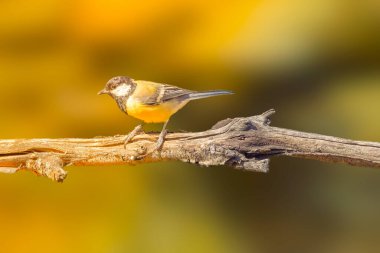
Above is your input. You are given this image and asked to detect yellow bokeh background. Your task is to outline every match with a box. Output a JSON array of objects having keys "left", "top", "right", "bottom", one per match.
[{"left": 0, "top": 1, "right": 379, "bottom": 252}]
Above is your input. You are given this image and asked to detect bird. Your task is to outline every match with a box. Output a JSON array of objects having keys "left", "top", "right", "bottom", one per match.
[{"left": 98, "top": 76, "right": 233, "bottom": 154}]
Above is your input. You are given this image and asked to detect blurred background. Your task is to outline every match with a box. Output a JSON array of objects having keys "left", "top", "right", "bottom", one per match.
[{"left": 0, "top": 0, "right": 380, "bottom": 252}]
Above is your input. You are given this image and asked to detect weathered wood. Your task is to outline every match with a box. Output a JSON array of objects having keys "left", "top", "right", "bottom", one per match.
[{"left": 0, "top": 109, "right": 379, "bottom": 182}]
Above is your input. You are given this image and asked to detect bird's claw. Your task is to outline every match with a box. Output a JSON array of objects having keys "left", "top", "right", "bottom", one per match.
[{"left": 134, "top": 129, "right": 168, "bottom": 159}]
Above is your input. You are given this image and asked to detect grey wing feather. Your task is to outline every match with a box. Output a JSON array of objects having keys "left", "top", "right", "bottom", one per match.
[{"left": 142, "top": 84, "right": 194, "bottom": 105}]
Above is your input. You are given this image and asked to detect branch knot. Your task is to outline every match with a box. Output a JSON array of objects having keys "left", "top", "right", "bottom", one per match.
[{"left": 25, "top": 155, "right": 67, "bottom": 182}]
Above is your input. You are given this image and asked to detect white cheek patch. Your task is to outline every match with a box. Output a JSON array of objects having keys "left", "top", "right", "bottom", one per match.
[{"left": 112, "top": 84, "right": 131, "bottom": 97}]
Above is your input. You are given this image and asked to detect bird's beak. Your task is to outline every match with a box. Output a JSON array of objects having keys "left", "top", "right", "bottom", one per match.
[{"left": 98, "top": 89, "right": 108, "bottom": 95}]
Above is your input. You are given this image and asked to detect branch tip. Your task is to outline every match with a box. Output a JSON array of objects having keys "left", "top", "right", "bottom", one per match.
[
  {"left": 261, "top": 109, "right": 276, "bottom": 118},
  {"left": 256, "top": 109, "right": 276, "bottom": 126},
  {"left": 0, "top": 167, "right": 19, "bottom": 174}
]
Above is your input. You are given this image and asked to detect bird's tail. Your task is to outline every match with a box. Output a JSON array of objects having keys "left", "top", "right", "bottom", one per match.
[{"left": 188, "top": 90, "right": 233, "bottom": 100}]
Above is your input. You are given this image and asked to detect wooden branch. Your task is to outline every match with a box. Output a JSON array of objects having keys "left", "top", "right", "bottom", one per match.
[{"left": 0, "top": 109, "right": 379, "bottom": 182}]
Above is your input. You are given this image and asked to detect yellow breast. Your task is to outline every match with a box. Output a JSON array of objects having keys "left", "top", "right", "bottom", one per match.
[
  {"left": 125, "top": 81, "right": 189, "bottom": 123},
  {"left": 126, "top": 96, "right": 188, "bottom": 123}
]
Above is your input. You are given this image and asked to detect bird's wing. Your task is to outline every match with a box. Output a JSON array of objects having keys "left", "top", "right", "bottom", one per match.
[{"left": 134, "top": 80, "right": 194, "bottom": 105}]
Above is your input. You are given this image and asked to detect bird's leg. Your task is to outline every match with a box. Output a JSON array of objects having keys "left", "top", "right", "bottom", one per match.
[
  {"left": 154, "top": 120, "right": 169, "bottom": 151},
  {"left": 124, "top": 124, "right": 144, "bottom": 148},
  {"left": 134, "top": 120, "right": 170, "bottom": 159}
]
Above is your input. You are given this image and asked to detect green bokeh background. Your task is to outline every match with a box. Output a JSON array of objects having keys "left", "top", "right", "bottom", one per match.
[{"left": 0, "top": 1, "right": 379, "bottom": 252}]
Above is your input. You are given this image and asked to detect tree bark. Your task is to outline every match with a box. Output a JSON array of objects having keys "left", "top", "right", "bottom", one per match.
[{"left": 0, "top": 109, "right": 379, "bottom": 182}]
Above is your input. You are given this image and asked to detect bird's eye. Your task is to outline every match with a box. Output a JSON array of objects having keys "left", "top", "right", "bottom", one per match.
[{"left": 110, "top": 84, "right": 117, "bottom": 90}]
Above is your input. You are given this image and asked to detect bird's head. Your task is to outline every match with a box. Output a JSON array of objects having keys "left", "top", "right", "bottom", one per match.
[{"left": 98, "top": 76, "right": 136, "bottom": 98}]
